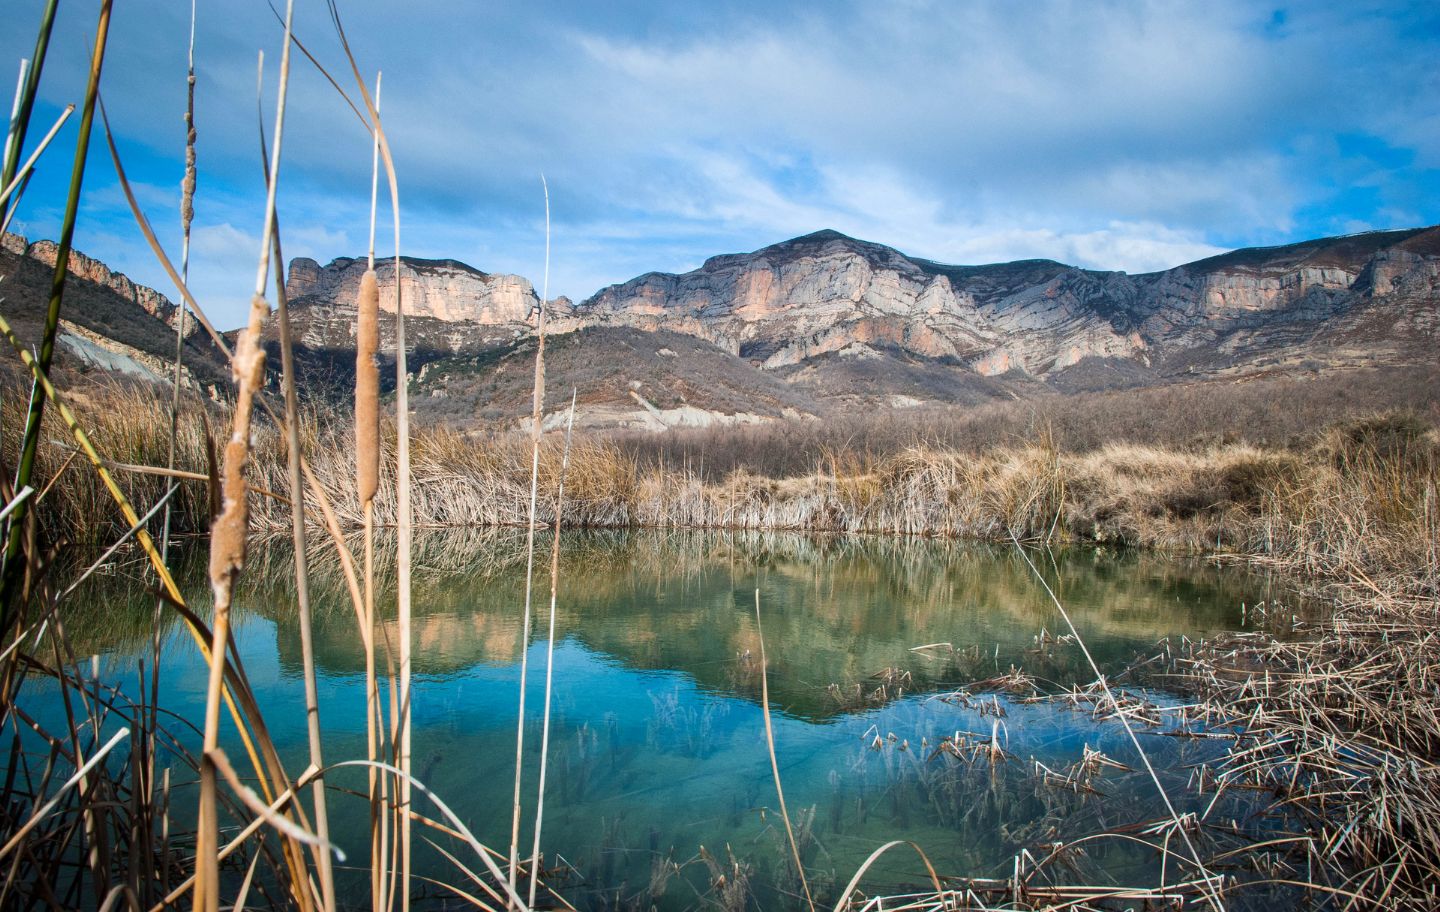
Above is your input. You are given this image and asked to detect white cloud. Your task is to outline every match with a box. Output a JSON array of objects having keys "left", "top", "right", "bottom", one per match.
[{"left": 1, "top": 0, "right": 1434, "bottom": 325}]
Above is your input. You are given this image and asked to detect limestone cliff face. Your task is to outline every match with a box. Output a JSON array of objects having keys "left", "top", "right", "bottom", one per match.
[
  {"left": 580, "top": 231, "right": 1144, "bottom": 376},
  {"left": 286, "top": 255, "right": 549, "bottom": 325},
  {"left": 7, "top": 233, "right": 191, "bottom": 336},
  {"left": 576, "top": 226, "right": 1440, "bottom": 382},
  {"left": 0, "top": 232, "right": 227, "bottom": 389}
]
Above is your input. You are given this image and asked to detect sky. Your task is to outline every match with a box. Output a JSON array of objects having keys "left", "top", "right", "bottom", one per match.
[{"left": 3, "top": 0, "right": 1438, "bottom": 331}]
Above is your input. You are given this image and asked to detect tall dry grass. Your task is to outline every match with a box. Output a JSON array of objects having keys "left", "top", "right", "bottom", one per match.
[
  {"left": 21, "top": 377, "right": 1436, "bottom": 582},
  {"left": 0, "top": 3, "right": 526, "bottom": 910}
]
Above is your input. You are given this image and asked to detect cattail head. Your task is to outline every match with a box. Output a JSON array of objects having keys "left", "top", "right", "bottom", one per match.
[
  {"left": 208, "top": 293, "right": 268, "bottom": 595},
  {"left": 356, "top": 268, "right": 380, "bottom": 504},
  {"left": 208, "top": 436, "right": 250, "bottom": 592},
  {"left": 181, "top": 75, "right": 197, "bottom": 233}
]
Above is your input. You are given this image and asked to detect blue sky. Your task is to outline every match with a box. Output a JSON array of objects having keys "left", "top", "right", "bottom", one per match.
[{"left": 4, "top": 0, "right": 1438, "bottom": 330}]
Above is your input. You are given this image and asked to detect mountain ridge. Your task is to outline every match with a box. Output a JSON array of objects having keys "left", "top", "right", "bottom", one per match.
[{"left": 2, "top": 224, "right": 1435, "bottom": 430}]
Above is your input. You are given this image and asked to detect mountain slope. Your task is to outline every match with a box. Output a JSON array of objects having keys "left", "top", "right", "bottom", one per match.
[
  {"left": 577, "top": 226, "right": 1440, "bottom": 397},
  {"left": 0, "top": 232, "right": 228, "bottom": 390}
]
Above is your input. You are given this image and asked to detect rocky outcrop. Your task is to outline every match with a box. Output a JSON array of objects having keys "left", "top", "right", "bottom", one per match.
[
  {"left": 15, "top": 221, "right": 1433, "bottom": 424},
  {"left": 286, "top": 255, "right": 553, "bottom": 325},
  {"left": 580, "top": 231, "right": 1143, "bottom": 376},
  {"left": 6, "top": 232, "right": 192, "bottom": 336},
  {"left": 0, "top": 232, "right": 228, "bottom": 390},
  {"left": 575, "top": 225, "right": 1440, "bottom": 383}
]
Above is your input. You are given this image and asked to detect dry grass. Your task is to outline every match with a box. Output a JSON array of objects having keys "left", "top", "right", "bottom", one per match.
[{"left": 19, "top": 376, "right": 1436, "bottom": 577}]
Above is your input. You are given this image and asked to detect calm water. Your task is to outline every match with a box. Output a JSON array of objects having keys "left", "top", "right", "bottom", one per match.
[{"left": 52, "top": 530, "right": 1301, "bottom": 909}]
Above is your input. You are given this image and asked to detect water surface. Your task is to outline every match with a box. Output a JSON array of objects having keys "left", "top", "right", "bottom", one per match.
[{"left": 60, "top": 530, "right": 1300, "bottom": 909}]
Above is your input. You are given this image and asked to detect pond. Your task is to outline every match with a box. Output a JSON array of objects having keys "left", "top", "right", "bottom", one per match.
[{"left": 51, "top": 530, "right": 1305, "bottom": 910}]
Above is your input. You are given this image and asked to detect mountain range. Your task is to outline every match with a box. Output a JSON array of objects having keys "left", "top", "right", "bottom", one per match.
[{"left": 4, "top": 225, "right": 1437, "bottom": 431}]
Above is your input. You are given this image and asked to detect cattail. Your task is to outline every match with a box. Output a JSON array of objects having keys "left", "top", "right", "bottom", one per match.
[
  {"left": 356, "top": 268, "right": 379, "bottom": 504},
  {"left": 207, "top": 293, "right": 267, "bottom": 594},
  {"left": 180, "top": 75, "right": 196, "bottom": 233}
]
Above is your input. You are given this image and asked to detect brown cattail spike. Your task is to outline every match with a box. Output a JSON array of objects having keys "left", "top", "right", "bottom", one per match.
[
  {"left": 356, "top": 268, "right": 380, "bottom": 504},
  {"left": 208, "top": 293, "right": 267, "bottom": 594},
  {"left": 181, "top": 74, "right": 197, "bottom": 232}
]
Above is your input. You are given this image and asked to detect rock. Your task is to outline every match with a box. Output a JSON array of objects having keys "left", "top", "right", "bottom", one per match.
[
  {"left": 18, "top": 235, "right": 192, "bottom": 336},
  {"left": 285, "top": 256, "right": 324, "bottom": 298},
  {"left": 574, "top": 225, "right": 1440, "bottom": 383},
  {"left": 286, "top": 254, "right": 540, "bottom": 324}
]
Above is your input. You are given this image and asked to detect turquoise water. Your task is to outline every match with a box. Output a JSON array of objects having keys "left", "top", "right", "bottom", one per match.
[{"left": 49, "top": 530, "right": 1300, "bottom": 909}]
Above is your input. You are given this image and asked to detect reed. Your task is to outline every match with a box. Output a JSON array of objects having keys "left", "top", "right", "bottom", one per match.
[
  {"left": 198, "top": 0, "right": 296, "bottom": 903},
  {"left": 0, "top": 0, "right": 110, "bottom": 633},
  {"left": 509, "top": 175, "right": 550, "bottom": 904},
  {"left": 0, "top": 6, "right": 515, "bottom": 911},
  {"left": 359, "top": 70, "right": 387, "bottom": 912}
]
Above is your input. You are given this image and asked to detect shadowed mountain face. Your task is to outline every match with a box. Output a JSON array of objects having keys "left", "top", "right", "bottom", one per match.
[{"left": 0, "top": 232, "right": 229, "bottom": 391}]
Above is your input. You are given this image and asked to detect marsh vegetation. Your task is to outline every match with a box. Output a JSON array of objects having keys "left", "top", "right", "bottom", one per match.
[{"left": 0, "top": 1, "right": 1436, "bottom": 910}]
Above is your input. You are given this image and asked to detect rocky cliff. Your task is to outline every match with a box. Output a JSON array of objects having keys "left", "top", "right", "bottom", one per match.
[
  {"left": 577, "top": 226, "right": 1440, "bottom": 389},
  {"left": 0, "top": 232, "right": 225, "bottom": 389},
  {"left": 286, "top": 254, "right": 560, "bottom": 325},
  {"left": 9, "top": 220, "right": 1430, "bottom": 428},
  {"left": 271, "top": 225, "right": 1437, "bottom": 424},
  {"left": 4, "top": 232, "right": 192, "bottom": 337}
]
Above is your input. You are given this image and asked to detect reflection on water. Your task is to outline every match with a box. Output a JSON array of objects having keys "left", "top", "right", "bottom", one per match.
[{"left": 62, "top": 530, "right": 1300, "bottom": 909}]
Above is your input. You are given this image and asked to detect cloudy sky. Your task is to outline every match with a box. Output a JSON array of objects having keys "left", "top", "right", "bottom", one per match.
[{"left": 4, "top": 0, "right": 1438, "bottom": 329}]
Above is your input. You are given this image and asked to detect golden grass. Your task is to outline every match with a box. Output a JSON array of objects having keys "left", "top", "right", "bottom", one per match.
[{"left": 23, "top": 379, "right": 1436, "bottom": 583}]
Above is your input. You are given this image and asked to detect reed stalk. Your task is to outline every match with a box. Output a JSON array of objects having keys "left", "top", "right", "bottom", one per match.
[
  {"left": 0, "top": 0, "right": 56, "bottom": 222},
  {"left": 198, "top": 4, "right": 295, "bottom": 909},
  {"left": 274, "top": 187, "right": 335, "bottom": 912},
  {"left": 0, "top": 0, "right": 110, "bottom": 635},
  {"left": 529, "top": 390, "right": 576, "bottom": 907},
  {"left": 754, "top": 589, "right": 816, "bottom": 912},
  {"left": 163, "top": 0, "right": 197, "bottom": 565},
  {"left": 0, "top": 103, "right": 72, "bottom": 231},
  {"left": 1008, "top": 531, "right": 1226, "bottom": 912},
  {"left": 148, "top": 10, "right": 197, "bottom": 902},
  {"left": 509, "top": 175, "right": 550, "bottom": 901},
  {"left": 360, "top": 70, "right": 387, "bottom": 912},
  {"left": 3, "top": 61, "right": 28, "bottom": 187},
  {"left": 326, "top": 6, "right": 413, "bottom": 903}
]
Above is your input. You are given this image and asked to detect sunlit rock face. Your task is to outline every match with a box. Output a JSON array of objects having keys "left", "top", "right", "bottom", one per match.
[
  {"left": 10, "top": 233, "right": 191, "bottom": 336},
  {"left": 580, "top": 230, "right": 1143, "bottom": 377},
  {"left": 576, "top": 225, "right": 1440, "bottom": 382},
  {"left": 286, "top": 255, "right": 547, "bottom": 324},
  {"left": 264, "top": 226, "right": 1436, "bottom": 421}
]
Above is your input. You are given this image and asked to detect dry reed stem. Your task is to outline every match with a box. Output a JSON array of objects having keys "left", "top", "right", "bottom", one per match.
[
  {"left": 0, "top": 309, "right": 273, "bottom": 846},
  {"left": 149, "top": 7, "right": 197, "bottom": 890},
  {"left": 199, "top": 4, "right": 296, "bottom": 909},
  {"left": 509, "top": 177, "right": 550, "bottom": 901},
  {"left": 1008, "top": 532, "right": 1227, "bottom": 912},
  {"left": 325, "top": 7, "right": 414, "bottom": 905},
  {"left": 272, "top": 220, "right": 335, "bottom": 908},
  {"left": 0, "top": 104, "right": 72, "bottom": 221},
  {"left": 755, "top": 589, "right": 817, "bottom": 912},
  {"left": 0, "top": 0, "right": 109, "bottom": 639},
  {"left": 832, "top": 841, "right": 944, "bottom": 912},
  {"left": 528, "top": 390, "right": 575, "bottom": 908},
  {"left": 363, "top": 69, "right": 386, "bottom": 912},
  {"left": 0, "top": 315, "right": 305, "bottom": 898},
  {"left": 197, "top": 291, "right": 267, "bottom": 912}
]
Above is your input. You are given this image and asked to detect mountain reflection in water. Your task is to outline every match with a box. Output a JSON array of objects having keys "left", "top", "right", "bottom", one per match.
[{"left": 63, "top": 529, "right": 1301, "bottom": 909}]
